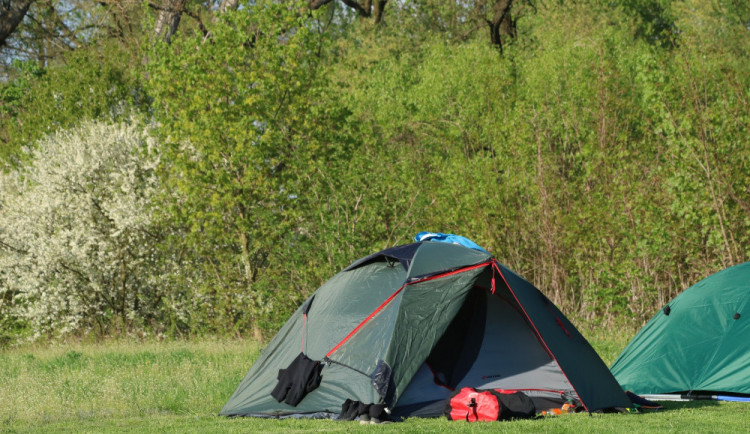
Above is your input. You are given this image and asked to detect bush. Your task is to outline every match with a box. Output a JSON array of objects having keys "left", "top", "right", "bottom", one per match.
[{"left": 0, "top": 119, "right": 163, "bottom": 339}]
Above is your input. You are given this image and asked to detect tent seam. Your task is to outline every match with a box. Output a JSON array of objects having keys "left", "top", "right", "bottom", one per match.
[{"left": 492, "top": 260, "right": 591, "bottom": 414}]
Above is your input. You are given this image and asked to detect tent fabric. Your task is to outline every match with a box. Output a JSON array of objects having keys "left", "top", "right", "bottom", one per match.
[
  {"left": 221, "top": 241, "right": 631, "bottom": 419},
  {"left": 611, "top": 262, "right": 750, "bottom": 396}
]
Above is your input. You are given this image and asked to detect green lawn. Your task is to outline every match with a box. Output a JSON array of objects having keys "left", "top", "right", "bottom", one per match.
[{"left": 1, "top": 333, "right": 748, "bottom": 433}]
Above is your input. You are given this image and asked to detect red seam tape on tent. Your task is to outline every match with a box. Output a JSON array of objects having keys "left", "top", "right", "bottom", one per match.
[
  {"left": 326, "top": 261, "right": 493, "bottom": 359},
  {"left": 325, "top": 284, "right": 406, "bottom": 358},
  {"left": 410, "top": 261, "right": 492, "bottom": 285},
  {"left": 427, "top": 362, "right": 455, "bottom": 391},
  {"left": 492, "top": 260, "right": 590, "bottom": 413}
]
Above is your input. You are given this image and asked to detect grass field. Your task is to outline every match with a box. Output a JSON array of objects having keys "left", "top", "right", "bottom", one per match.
[{"left": 1, "top": 328, "right": 748, "bottom": 433}]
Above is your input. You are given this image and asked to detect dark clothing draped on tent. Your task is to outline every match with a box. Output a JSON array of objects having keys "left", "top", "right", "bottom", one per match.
[{"left": 221, "top": 239, "right": 631, "bottom": 419}]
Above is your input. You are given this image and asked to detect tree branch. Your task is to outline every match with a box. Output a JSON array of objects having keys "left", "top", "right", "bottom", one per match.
[
  {"left": 183, "top": 5, "right": 209, "bottom": 39},
  {"left": 340, "top": 0, "right": 370, "bottom": 18},
  {"left": 309, "top": 0, "right": 335, "bottom": 9},
  {"left": 0, "top": 238, "right": 28, "bottom": 255},
  {"left": 0, "top": 0, "right": 35, "bottom": 47}
]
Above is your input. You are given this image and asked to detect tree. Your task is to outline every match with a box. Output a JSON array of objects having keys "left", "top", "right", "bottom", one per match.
[
  {"left": 478, "top": 0, "right": 517, "bottom": 51},
  {"left": 310, "top": 0, "right": 388, "bottom": 23},
  {"left": 0, "top": 0, "right": 239, "bottom": 74},
  {"left": 150, "top": 0, "right": 244, "bottom": 43},
  {"left": 309, "top": 0, "right": 533, "bottom": 49},
  {"left": 147, "top": 0, "right": 333, "bottom": 336},
  {"left": 2, "top": 0, "right": 115, "bottom": 69}
]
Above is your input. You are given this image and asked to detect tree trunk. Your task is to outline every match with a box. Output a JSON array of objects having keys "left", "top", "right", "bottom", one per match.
[
  {"left": 486, "top": 0, "right": 514, "bottom": 52},
  {"left": 0, "top": 0, "right": 35, "bottom": 47},
  {"left": 153, "top": 0, "right": 187, "bottom": 43},
  {"left": 372, "top": 0, "right": 387, "bottom": 23},
  {"left": 218, "top": 0, "right": 239, "bottom": 13},
  {"left": 238, "top": 230, "right": 255, "bottom": 284},
  {"left": 310, "top": 0, "right": 387, "bottom": 24}
]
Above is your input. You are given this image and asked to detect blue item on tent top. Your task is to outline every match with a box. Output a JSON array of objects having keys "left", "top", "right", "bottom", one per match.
[{"left": 414, "top": 232, "right": 489, "bottom": 254}]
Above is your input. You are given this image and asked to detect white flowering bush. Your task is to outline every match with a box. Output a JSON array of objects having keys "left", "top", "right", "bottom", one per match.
[{"left": 0, "top": 119, "right": 164, "bottom": 339}]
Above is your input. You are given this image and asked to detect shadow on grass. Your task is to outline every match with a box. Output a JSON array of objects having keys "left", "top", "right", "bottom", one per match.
[{"left": 648, "top": 400, "right": 721, "bottom": 412}]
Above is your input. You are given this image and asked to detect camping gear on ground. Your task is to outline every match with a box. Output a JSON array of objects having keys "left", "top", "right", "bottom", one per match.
[
  {"left": 537, "top": 398, "right": 579, "bottom": 415},
  {"left": 337, "top": 399, "right": 388, "bottom": 423},
  {"left": 220, "top": 238, "right": 632, "bottom": 420},
  {"left": 444, "top": 387, "right": 537, "bottom": 421},
  {"left": 611, "top": 262, "right": 750, "bottom": 400}
]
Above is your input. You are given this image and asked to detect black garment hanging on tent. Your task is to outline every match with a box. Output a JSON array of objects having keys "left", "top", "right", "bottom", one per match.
[{"left": 270, "top": 352, "right": 323, "bottom": 406}]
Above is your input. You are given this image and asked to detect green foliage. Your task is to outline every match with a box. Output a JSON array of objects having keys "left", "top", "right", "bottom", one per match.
[
  {"left": 1, "top": 0, "right": 749, "bottom": 341},
  {"left": 324, "top": 1, "right": 748, "bottom": 323},
  {"left": 147, "top": 0, "right": 338, "bottom": 336},
  {"left": 616, "top": 0, "right": 677, "bottom": 46},
  {"left": 0, "top": 60, "right": 45, "bottom": 167},
  {"left": 0, "top": 42, "right": 146, "bottom": 169},
  {"left": 658, "top": 0, "right": 750, "bottom": 274},
  {"left": 0, "top": 60, "right": 45, "bottom": 116},
  {"left": 0, "top": 42, "right": 146, "bottom": 165}
]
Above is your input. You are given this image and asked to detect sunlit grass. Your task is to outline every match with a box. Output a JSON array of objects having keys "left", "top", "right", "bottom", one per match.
[
  {"left": 1, "top": 335, "right": 748, "bottom": 433},
  {"left": 0, "top": 339, "right": 259, "bottom": 428}
]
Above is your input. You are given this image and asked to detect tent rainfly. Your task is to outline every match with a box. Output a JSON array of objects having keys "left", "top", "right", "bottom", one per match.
[
  {"left": 221, "top": 239, "right": 631, "bottom": 420},
  {"left": 611, "top": 262, "right": 750, "bottom": 399}
]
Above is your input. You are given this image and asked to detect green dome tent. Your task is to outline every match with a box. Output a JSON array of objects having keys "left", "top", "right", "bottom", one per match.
[
  {"left": 611, "top": 262, "right": 750, "bottom": 398},
  {"left": 221, "top": 240, "right": 631, "bottom": 419}
]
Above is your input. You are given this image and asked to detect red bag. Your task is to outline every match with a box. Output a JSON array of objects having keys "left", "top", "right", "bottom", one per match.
[{"left": 445, "top": 387, "right": 536, "bottom": 422}]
